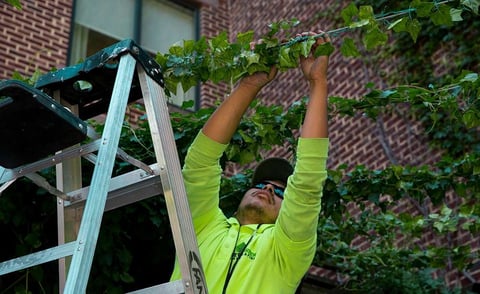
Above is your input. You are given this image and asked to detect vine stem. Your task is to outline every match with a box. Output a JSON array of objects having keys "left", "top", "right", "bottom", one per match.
[{"left": 280, "top": 0, "right": 455, "bottom": 47}]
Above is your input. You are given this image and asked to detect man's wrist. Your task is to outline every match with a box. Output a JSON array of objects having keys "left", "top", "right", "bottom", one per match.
[
  {"left": 236, "top": 81, "right": 262, "bottom": 95},
  {"left": 309, "top": 79, "right": 328, "bottom": 90}
]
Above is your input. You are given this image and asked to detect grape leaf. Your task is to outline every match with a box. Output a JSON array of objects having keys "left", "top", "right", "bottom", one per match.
[
  {"left": 340, "top": 38, "right": 361, "bottom": 57},
  {"left": 363, "top": 27, "right": 388, "bottom": 50},
  {"left": 461, "top": 0, "right": 479, "bottom": 14},
  {"left": 341, "top": 2, "right": 359, "bottom": 25}
]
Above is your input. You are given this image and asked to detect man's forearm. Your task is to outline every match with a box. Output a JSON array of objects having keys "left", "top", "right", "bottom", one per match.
[
  {"left": 202, "top": 83, "right": 260, "bottom": 144},
  {"left": 301, "top": 80, "right": 328, "bottom": 139}
]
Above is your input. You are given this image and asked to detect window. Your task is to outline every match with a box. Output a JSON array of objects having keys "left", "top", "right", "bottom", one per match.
[{"left": 69, "top": 0, "right": 198, "bottom": 108}]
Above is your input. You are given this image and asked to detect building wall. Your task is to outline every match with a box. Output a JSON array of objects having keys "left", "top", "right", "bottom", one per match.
[{"left": 0, "top": 1, "right": 73, "bottom": 80}]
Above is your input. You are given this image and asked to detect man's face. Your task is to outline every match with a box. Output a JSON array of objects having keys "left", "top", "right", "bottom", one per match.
[{"left": 235, "top": 180, "right": 285, "bottom": 225}]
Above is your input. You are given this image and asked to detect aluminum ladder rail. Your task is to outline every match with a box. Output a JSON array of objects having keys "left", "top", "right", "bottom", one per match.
[{"left": 0, "top": 41, "right": 207, "bottom": 294}]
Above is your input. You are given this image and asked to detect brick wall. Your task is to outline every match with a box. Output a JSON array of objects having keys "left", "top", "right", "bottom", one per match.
[{"left": 0, "top": 1, "right": 73, "bottom": 80}]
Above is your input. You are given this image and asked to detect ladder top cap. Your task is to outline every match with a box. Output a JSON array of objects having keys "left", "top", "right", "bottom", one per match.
[
  {"left": 34, "top": 39, "right": 164, "bottom": 119},
  {"left": 36, "top": 39, "right": 164, "bottom": 89}
]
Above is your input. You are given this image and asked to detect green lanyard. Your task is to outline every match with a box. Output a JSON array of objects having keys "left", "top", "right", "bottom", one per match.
[{"left": 222, "top": 224, "right": 261, "bottom": 294}]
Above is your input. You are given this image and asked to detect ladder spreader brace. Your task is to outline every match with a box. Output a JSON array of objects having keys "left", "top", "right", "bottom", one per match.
[{"left": 0, "top": 39, "right": 208, "bottom": 294}]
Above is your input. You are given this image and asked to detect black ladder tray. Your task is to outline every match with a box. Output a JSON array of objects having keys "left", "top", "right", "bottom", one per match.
[
  {"left": 35, "top": 39, "right": 164, "bottom": 120},
  {"left": 0, "top": 80, "right": 88, "bottom": 168}
]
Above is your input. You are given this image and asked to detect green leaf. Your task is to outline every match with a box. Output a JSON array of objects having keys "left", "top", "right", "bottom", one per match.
[
  {"left": 238, "top": 129, "right": 255, "bottom": 143},
  {"left": 406, "top": 18, "right": 422, "bottom": 43},
  {"left": 391, "top": 17, "right": 408, "bottom": 32},
  {"left": 6, "top": 0, "right": 22, "bottom": 9},
  {"left": 209, "top": 31, "right": 229, "bottom": 49},
  {"left": 120, "top": 272, "right": 135, "bottom": 283},
  {"left": 266, "top": 19, "right": 300, "bottom": 38},
  {"left": 430, "top": 5, "right": 453, "bottom": 26},
  {"left": 194, "top": 36, "right": 208, "bottom": 52},
  {"left": 474, "top": 165, "right": 480, "bottom": 175},
  {"left": 433, "top": 221, "right": 444, "bottom": 233},
  {"left": 440, "top": 205, "right": 452, "bottom": 216},
  {"left": 462, "top": 109, "right": 480, "bottom": 128},
  {"left": 358, "top": 5, "right": 375, "bottom": 20},
  {"left": 183, "top": 39, "right": 195, "bottom": 54},
  {"left": 450, "top": 8, "right": 464, "bottom": 21},
  {"left": 412, "top": 1, "right": 435, "bottom": 17},
  {"left": 238, "top": 149, "right": 256, "bottom": 164},
  {"left": 279, "top": 46, "right": 296, "bottom": 68},
  {"left": 314, "top": 42, "right": 335, "bottom": 57},
  {"left": 280, "top": 18, "right": 298, "bottom": 31},
  {"left": 387, "top": 18, "right": 405, "bottom": 30},
  {"left": 380, "top": 89, "right": 396, "bottom": 98},
  {"left": 341, "top": 2, "right": 359, "bottom": 25},
  {"left": 242, "top": 50, "right": 260, "bottom": 67},
  {"left": 236, "top": 30, "right": 254, "bottom": 47},
  {"left": 461, "top": 0, "right": 480, "bottom": 14},
  {"left": 340, "top": 38, "right": 361, "bottom": 57},
  {"left": 168, "top": 45, "right": 184, "bottom": 56},
  {"left": 299, "top": 38, "right": 315, "bottom": 57},
  {"left": 391, "top": 18, "right": 422, "bottom": 42},
  {"left": 460, "top": 72, "right": 478, "bottom": 83},
  {"left": 363, "top": 27, "right": 388, "bottom": 50}
]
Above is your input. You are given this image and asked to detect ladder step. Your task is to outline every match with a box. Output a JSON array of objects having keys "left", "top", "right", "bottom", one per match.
[
  {"left": 0, "top": 140, "right": 101, "bottom": 185},
  {"left": 65, "top": 163, "right": 162, "bottom": 212},
  {"left": 0, "top": 242, "right": 76, "bottom": 275}
]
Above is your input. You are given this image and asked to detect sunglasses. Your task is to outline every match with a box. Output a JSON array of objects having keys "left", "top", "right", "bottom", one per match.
[{"left": 253, "top": 182, "right": 285, "bottom": 199}]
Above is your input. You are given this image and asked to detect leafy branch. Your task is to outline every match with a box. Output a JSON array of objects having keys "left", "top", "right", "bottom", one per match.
[
  {"left": 156, "top": 0, "right": 477, "bottom": 96},
  {"left": 330, "top": 72, "right": 479, "bottom": 123},
  {"left": 329, "top": 70, "right": 480, "bottom": 158}
]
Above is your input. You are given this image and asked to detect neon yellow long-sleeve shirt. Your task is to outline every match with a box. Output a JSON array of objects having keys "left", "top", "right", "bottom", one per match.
[{"left": 171, "top": 131, "right": 329, "bottom": 294}]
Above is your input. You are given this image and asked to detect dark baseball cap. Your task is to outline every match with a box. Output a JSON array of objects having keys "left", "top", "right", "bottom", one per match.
[{"left": 252, "top": 157, "right": 294, "bottom": 186}]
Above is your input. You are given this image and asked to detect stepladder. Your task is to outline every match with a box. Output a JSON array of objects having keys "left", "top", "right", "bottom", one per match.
[{"left": 0, "top": 39, "right": 208, "bottom": 293}]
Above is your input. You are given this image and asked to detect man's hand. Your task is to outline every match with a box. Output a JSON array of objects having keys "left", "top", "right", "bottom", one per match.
[
  {"left": 238, "top": 66, "right": 278, "bottom": 91},
  {"left": 237, "top": 40, "right": 278, "bottom": 91},
  {"left": 299, "top": 31, "right": 330, "bottom": 85}
]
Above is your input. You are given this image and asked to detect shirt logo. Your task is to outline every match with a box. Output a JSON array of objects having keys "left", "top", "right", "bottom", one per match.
[{"left": 233, "top": 242, "right": 256, "bottom": 261}]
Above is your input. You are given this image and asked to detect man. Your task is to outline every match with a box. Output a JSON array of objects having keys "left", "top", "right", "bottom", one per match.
[{"left": 171, "top": 31, "right": 330, "bottom": 293}]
